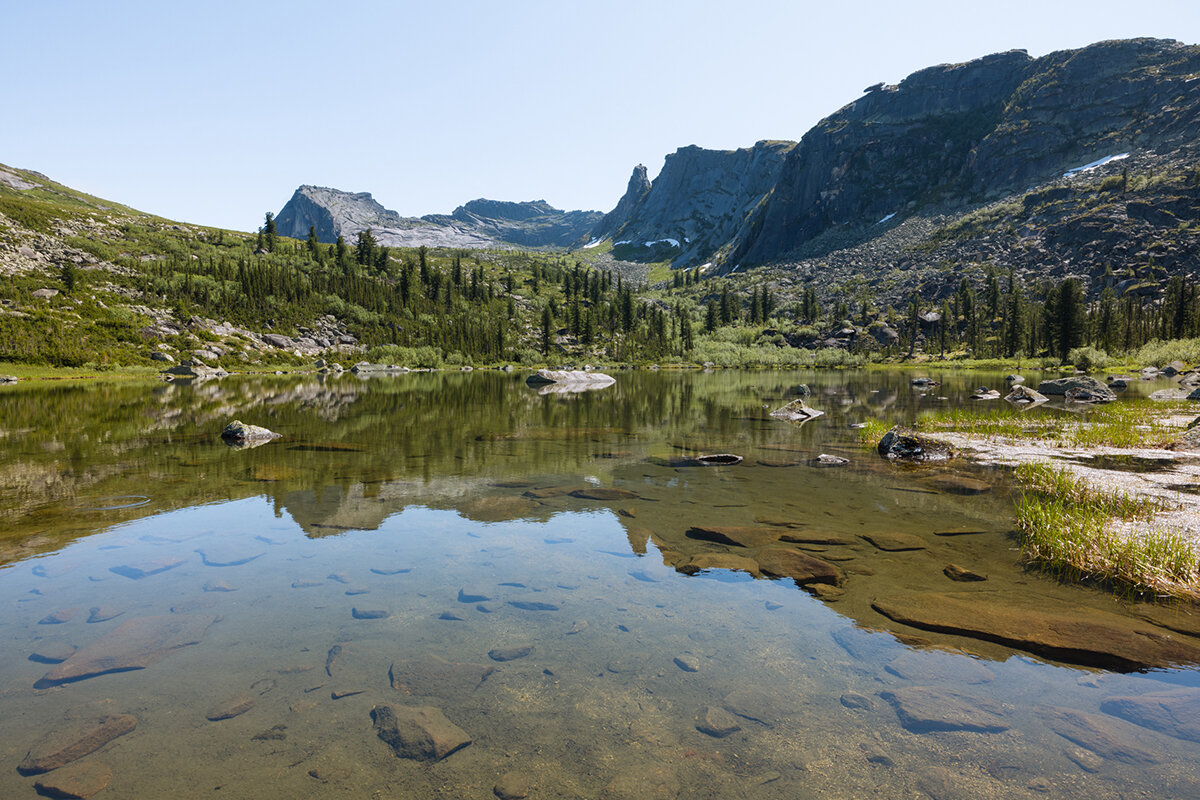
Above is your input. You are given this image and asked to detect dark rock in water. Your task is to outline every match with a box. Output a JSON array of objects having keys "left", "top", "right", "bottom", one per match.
[
  {"left": 881, "top": 687, "right": 1009, "bottom": 733},
  {"left": 39, "top": 608, "right": 79, "bottom": 624},
  {"left": 352, "top": 608, "right": 388, "bottom": 620},
  {"left": 840, "top": 692, "right": 875, "bottom": 710},
  {"left": 877, "top": 426, "right": 953, "bottom": 462},
  {"left": 1036, "top": 376, "right": 1116, "bottom": 402},
  {"left": 969, "top": 387, "right": 1001, "bottom": 400},
  {"left": 872, "top": 592, "right": 1200, "bottom": 671},
  {"left": 32, "top": 761, "right": 113, "bottom": 799},
  {"left": 370, "top": 567, "right": 411, "bottom": 576},
  {"left": 924, "top": 475, "right": 991, "bottom": 495},
  {"left": 110, "top": 557, "right": 187, "bottom": 580},
  {"left": 943, "top": 564, "right": 987, "bottom": 582},
  {"left": 569, "top": 487, "right": 639, "bottom": 500},
  {"left": 860, "top": 532, "right": 926, "bottom": 551},
  {"left": 680, "top": 453, "right": 744, "bottom": 466},
  {"left": 220, "top": 419, "right": 281, "bottom": 442},
  {"left": 371, "top": 704, "right": 471, "bottom": 762},
  {"left": 508, "top": 600, "right": 558, "bottom": 611},
  {"left": 812, "top": 453, "right": 850, "bottom": 467},
  {"left": 18, "top": 714, "right": 137, "bottom": 774},
  {"left": 1041, "top": 706, "right": 1158, "bottom": 764},
  {"left": 1100, "top": 689, "right": 1200, "bottom": 743},
  {"left": 389, "top": 653, "right": 494, "bottom": 697},
  {"left": 35, "top": 614, "right": 213, "bottom": 688},
  {"left": 755, "top": 548, "right": 842, "bottom": 587},
  {"left": 207, "top": 694, "right": 256, "bottom": 721},
  {"left": 494, "top": 770, "right": 531, "bottom": 800},
  {"left": 30, "top": 641, "right": 77, "bottom": 664},
  {"left": 86, "top": 606, "right": 123, "bottom": 623},
  {"left": 910, "top": 378, "right": 940, "bottom": 387},
  {"left": 769, "top": 399, "right": 824, "bottom": 422},
  {"left": 458, "top": 588, "right": 490, "bottom": 603},
  {"left": 197, "top": 545, "right": 265, "bottom": 567},
  {"left": 673, "top": 654, "right": 699, "bottom": 672},
  {"left": 686, "top": 525, "right": 781, "bottom": 548},
  {"left": 1005, "top": 374, "right": 1025, "bottom": 384},
  {"left": 696, "top": 705, "right": 742, "bottom": 737},
  {"left": 488, "top": 645, "right": 533, "bottom": 662}
]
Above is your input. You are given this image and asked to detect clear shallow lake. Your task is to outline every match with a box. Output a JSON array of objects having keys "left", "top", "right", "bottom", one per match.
[{"left": 1, "top": 369, "right": 1199, "bottom": 799}]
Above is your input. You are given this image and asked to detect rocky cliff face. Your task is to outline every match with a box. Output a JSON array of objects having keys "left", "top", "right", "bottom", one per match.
[
  {"left": 594, "top": 141, "right": 795, "bottom": 266},
  {"left": 275, "top": 187, "right": 601, "bottom": 250},
  {"left": 728, "top": 38, "right": 1200, "bottom": 267}
]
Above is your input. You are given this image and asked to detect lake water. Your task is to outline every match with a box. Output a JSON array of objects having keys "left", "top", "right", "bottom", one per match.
[{"left": 1, "top": 369, "right": 1198, "bottom": 799}]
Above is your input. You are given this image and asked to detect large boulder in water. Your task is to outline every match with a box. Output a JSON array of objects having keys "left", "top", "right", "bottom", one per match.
[
  {"left": 769, "top": 399, "right": 824, "bottom": 422},
  {"left": 220, "top": 420, "right": 280, "bottom": 443},
  {"left": 877, "top": 426, "right": 953, "bottom": 463},
  {"left": 1005, "top": 384, "right": 1048, "bottom": 407},
  {"left": 1036, "top": 376, "right": 1116, "bottom": 402},
  {"left": 525, "top": 369, "right": 615, "bottom": 393}
]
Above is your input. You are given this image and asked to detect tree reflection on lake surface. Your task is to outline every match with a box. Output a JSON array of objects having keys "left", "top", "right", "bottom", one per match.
[{"left": 1, "top": 370, "right": 1197, "bottom": 799}]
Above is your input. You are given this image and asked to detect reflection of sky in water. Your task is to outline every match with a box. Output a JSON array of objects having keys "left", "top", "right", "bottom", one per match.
[{"left": 2, "top": 371, "right": 1199, "bottom": 798}]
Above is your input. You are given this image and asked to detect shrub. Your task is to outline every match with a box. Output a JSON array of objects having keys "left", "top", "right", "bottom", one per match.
[{"left": 1068, "top": 346, "right": 1108, "bottom": 372}]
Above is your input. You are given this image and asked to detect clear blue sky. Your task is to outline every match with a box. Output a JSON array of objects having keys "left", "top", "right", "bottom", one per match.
[{"left": 3, "top": 0, "right": 1198, "bottom": 231}]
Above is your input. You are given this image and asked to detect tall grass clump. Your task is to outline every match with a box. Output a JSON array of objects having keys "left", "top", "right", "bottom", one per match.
[{"left": 1013, "top": 462, "right": 1198, "bottom": 598}]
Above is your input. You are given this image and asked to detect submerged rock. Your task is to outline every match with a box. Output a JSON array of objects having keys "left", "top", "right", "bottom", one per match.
[
  {"left": 220, "top": 420, "right": 280, "bottom": 443},
  {"left": 389, "top": 653, "right": 494, "bottom": 697},
  {"left": 32, "top": 761, "right": 113, "bottom": 799},
  {"left": 19, "top": 714, "right": 137, "bottom": 774},
  {"left": 1041, "top": 706, "right": 1158, "bottom": 764},
  {"left": 812, "top": 453, "right": 850, "bottom": 466},
  {"left": 881, "top": 687, "right": 1008, "bottom": 733},
  {"left": 207, "top": 694, "right": 256, "bottom": 721},
  {"left": 686, "top": 525, "right": 782, "bottom": 548},
  {"left": 680, "top": 453, "right": 743, "bottom": 466},
  {"left": 969, "top": 387, "right": 1000, "bottom": 400},
  {"left": 494, "top": 771, "right": 531, "bottom": 800},
  {"left": 1036, "top": 376, "right": 1116, "bottom": 402},
  {"left": 371, "top": 704, "right": 471, "bottom": 762},
  {"left": 754, "top": 547, "right": 842, "bottom": 587},
  {"left": 769, "top": 399, "right": 824, "bottom": 422},
  {"left": 872, "top": 592, "right": 1200, "bottom": 671},
  {"left": 1100, "top": 688, "right": 1200, "bottom": 743},
  {"left": 35, "top": 614, "right": 214, "bottom": 688},
  {"left": 877, "top": 426, "right": 953, "bottom": 462},
  {"left": 696, "top": 705, "right": 742, "bottom": 738},
  {"left": 1004, "top": 374, "right": 1025, "bottom": 384}
]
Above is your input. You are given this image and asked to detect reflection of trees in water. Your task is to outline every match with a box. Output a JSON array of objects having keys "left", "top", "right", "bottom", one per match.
[{"left": 0, "top": 369, "right": 1009, "bottom": 563}]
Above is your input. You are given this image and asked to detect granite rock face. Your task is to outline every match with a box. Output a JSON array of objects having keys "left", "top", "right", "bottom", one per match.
[
  {"left": 593, "top": 140, "right": 795, "bottom": 268},
  {"left": 275, "top": 186, "right": 600, "bottom": 250}
]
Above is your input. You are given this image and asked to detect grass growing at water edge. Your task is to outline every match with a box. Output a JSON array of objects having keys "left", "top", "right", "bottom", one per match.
[{"left": 1013, "top": 462, "right": 1199, "bottom": 599}]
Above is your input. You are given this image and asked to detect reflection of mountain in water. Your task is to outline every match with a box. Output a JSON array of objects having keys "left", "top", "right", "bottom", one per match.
[{"left": 5, "top": 369, "right": 1198, "bottom": 672}]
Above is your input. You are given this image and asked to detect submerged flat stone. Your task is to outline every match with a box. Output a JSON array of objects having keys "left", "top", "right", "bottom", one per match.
[
  {"left": 872, "top": 592, "right": 1200, "bottom": 671},
  {"left": 696, "top": 705, "right": 741, "bottom": 738},
  {"left": 675, "top": 553, "right": 761, "bottom": 577},
  {"left": 18, "top": 714, "right": 137, "bottom": 774},
  {"left": 754, "top": 548, "right": 842, "bottom": 587},
  {"left": 860, "top": 532, "right": 927, "bottom": 551},
  {"left": 110, "top": 557, "right": 187, "bottom": 580},
  {"left": 30, "top": 641, "right": 77, "bottom": 664},
  {"left": 371, "top": 704, "right": 471, "bottom": 762},
  {"left": 207, "top": 693, "right": 256, "bottom": 721},
  {"left": 196, "top": 545, "right": 265, "bottom": 567},
  {"left": 35, "top": 614, "right": 214, "bottom": 688},
  {"left": 881, "top": 687, "right": 1008, "bottom": 733},
  {"left": 685, "top": 525, "right": 782, "bottom": 548},
  {"left": 389, "top": 653, "right": 494, "bottom": 697},
  {"left": 1100, "top": 689, "right": 1200, "bottom": 743},
  {"left": 569, "top": 487, "right": 640, "bottom": 501},
  {"left": 1040, "top": 706, "right": 1158, "bottom": 764},
  {"left": 32, "top": 761, "right": 113, "bottom": 798}
]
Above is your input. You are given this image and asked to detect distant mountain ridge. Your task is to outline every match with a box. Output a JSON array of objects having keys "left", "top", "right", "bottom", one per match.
[
  {"left": 274, "top": 186, "right": 602, "bottom": 250},
  {"left": 596, "top": 37, "right": 1200, "bottom": 273}
]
